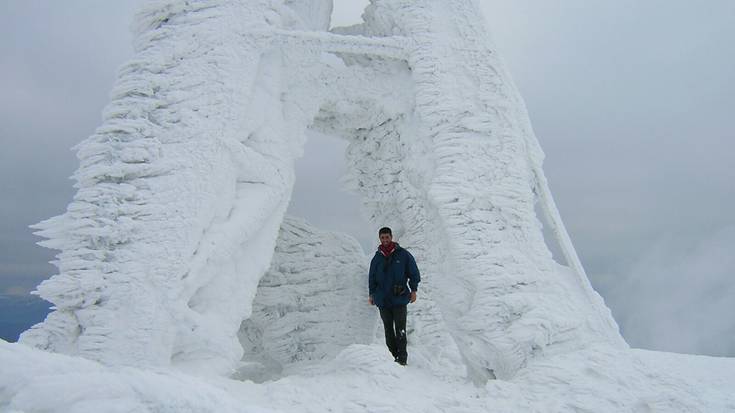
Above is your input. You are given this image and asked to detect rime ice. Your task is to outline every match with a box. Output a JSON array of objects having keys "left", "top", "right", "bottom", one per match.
[{"left": 2, "top": 1, "right": 733, "bottom": 411}]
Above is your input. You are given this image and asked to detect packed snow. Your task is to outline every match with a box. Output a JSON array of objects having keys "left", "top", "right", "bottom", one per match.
[
  {"left": 3, "top": 331, "right": 735, "bottom": 411},
  {"left": 2, "top": 0, "right": 733, "bottom": 411}
]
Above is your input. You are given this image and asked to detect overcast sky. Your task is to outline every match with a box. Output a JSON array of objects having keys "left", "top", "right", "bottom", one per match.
[{"left": 1, "top": 1, "right": 733, "bottom": 356}]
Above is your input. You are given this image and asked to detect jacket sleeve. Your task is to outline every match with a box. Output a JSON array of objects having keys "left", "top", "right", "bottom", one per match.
[
  {"left": 406, "top": 251, "right": 420, "bottom": 292},
  {"left": 368, "top": 256, "right": 378, "bottom": 296}
]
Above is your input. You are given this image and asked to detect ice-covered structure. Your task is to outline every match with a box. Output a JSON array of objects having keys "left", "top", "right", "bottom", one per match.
[
  {"left": 4, "top": 1, "right": 735, "bottom": 411},
  {"left": 19, "top": 0, "right": 625, "bottom": 381}
]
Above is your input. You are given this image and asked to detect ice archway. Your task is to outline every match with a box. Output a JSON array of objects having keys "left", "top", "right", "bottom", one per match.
[{"left": 22, "top": 0, "right": 624, "bottom": 382}]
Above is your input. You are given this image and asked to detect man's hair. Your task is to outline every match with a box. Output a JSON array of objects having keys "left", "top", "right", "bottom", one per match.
[{"left": 378, "top": 227, "right": 392, "bottom": 236}]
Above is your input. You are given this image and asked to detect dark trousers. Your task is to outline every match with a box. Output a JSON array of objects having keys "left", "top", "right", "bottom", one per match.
[{"left": 379, "top": 305, "right": 407, "bottom": 362}]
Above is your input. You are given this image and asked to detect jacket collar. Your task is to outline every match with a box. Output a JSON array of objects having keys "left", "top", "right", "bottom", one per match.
[{"left": 377, "top": 242, "right": 401, "bottom": 256}]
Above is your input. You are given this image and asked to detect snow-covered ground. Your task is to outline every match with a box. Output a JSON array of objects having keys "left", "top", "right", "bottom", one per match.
[{"left": 2, "top": 338, "right": 734, "bottom": 412}]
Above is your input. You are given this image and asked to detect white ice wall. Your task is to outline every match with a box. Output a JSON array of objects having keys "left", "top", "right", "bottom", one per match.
[
  {"left": 236, "top": 216, "right": 374, "bottom": 381},
  {"left": 22, "top": 0, "right": 329, "bottom": 374}
]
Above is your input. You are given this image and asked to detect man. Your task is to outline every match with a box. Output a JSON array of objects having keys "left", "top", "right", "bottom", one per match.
[{"left": 368, "top": 227, "right": 420, "bottom": 365}]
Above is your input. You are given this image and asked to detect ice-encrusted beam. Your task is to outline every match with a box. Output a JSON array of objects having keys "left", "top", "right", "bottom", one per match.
[
  {"left": 240, "top": 29, "right": 409, "bottom": 60},
  {"left": 273, "top": 30, "right": 409, "bottom": 59},
  {"left": 532, "top": 171, "right": 624, "bottom": 346}
]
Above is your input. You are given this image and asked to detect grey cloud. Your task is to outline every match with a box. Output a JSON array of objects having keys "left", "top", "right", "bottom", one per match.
[
  {"left": 482, "top": 0, "right": 735, "bottom": 354},
  {"left": 0, "top": 1, "right": 141, "bottom": 288},
  {"left": 607, "top": 226, "right": 735, "bottom": 356},
  {"left": 288, "top": 131, "right": 376, "bottom": 253},
  {"left": 330, "top": 0, "right": 369, "bottom": 28}
]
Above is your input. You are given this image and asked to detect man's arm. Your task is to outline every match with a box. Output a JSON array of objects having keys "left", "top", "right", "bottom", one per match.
[
  {"left": 368, "top": 256, "right": 377, "bottom": 305},
  {"left": 407, "top": 251, "right": 420, "bottom": 292}
]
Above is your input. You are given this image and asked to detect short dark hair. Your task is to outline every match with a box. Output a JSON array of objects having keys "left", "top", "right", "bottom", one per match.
[{"left": 378, "top": 227, "right": 392, "bottom": 236}]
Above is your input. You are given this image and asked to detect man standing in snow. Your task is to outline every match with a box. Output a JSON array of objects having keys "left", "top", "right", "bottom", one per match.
[{"left": 368, "top": 227, "right": 420, "bottom": 365}]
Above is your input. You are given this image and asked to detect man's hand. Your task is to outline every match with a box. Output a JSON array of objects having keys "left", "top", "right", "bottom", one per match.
[
  {"left": 368, "top": 296, "right": 374, "bottom": 305},
  {"left": 410, "top": 291, "right": 417, "bottom": 303}
]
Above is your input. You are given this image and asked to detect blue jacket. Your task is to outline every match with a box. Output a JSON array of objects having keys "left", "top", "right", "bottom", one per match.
[{"left": 369, "top": 243, "right": 420, "bottom": 309}]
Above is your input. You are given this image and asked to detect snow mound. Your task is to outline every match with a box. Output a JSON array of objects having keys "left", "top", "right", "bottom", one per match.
[{"left": 0, "top": 340, "right": 259, "bottom": 413}]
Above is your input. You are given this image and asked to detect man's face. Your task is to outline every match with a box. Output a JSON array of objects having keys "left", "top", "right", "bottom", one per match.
[{"left": 379, "top": 232, "right": 392, "bottom": 247}]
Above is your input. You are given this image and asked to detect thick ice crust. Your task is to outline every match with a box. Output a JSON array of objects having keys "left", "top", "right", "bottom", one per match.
[
  {"left": 21, "top": 0, "right": 331, "bottom": 373},
  {"left": 236, "top": 216, "right": 375, "bottom": 381},
  {"left": 23, "top": 0, "right": 623, "bottom": 382}
]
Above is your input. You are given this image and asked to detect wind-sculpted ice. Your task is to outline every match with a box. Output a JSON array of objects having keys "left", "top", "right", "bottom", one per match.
[
  {"left": 23, "top": 0, "right": 623, "bottom": 381},
  {"left": 236, "top": 217, "right": 375, "bottom": 382},
  {"left": 22, "top": 0, "right": 335, "bottom": 374}
]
